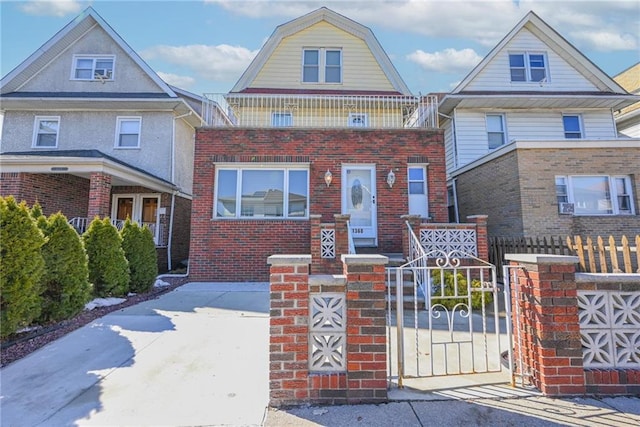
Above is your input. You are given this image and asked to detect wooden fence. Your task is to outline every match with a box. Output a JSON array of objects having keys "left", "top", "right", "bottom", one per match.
[{"left": 490, "top": 235, "right": 639, "bottom": 278}]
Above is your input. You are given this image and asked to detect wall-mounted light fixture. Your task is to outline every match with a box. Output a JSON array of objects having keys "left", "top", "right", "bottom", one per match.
[
  {"left": 387, "top": 169, "right": 396, "bottom": 188},
  {"left": 324, "top": 169, "right": 333, "bottom": 187}
]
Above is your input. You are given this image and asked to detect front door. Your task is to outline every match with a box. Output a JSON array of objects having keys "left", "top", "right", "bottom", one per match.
[
  {"left": 342, "top": 165, "right": 377, "bottom": 246},
  {"left": 112, "top": 194, "right": 161, "bottom": 244}
]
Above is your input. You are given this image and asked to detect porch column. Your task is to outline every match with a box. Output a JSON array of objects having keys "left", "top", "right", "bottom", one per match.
[
  {"left": 467, "top": 214, "right": 488, "bottom": 261},
  {"left": 88, "top": 172, "right": 112, "bottom": 219}
]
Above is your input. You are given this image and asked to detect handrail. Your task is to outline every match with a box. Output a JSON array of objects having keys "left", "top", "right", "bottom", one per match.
[
  {"left": 346, "top": 220, "right": 356, "bottom": 254},
  {"left": 405, "top": 220, "right": 429, "bottom": 298}
]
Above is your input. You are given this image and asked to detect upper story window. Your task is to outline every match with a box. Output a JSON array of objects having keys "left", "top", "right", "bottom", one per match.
[
  {"left": 563, "top": 115, "right": 582, "bottom": 139},
  {"left": 33, "top": 116, "right": 60, "bottom": 148},
  {"left": 115, "top": 117, "right": 141, "bottom": 148},
  {"left": 408, "top": 165, "right": 428, "bottom": 218},
  {"left": 72, "top": 55, "right": 114, "bottom": 81},
  {"left": 302, "top": 48, "right": 342, "bottom": 84},
  {"left": 555, "top": 175, "right": 635, "bottom": 215},
  {"left": 486, "top": 114, "right": 506, "bottom": 149},
  {"left": 215, "top": 166, "right": 309, "bottom": 219},
  {"left": 509, "top": 53, "right": 547, "bottom": 82},
  {"left": 272, "top": 112, "right": 293, "bottom": 127},
  {"left": 348, "top": 113, "right": 368, "bottom": 127}
]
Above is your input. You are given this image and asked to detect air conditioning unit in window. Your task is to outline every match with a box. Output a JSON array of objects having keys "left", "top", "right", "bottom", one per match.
[{"left": 558, "top": 202, "right": 575, "bottom": 215}]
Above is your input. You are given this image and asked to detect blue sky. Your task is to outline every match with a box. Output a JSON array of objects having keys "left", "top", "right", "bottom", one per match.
[{"left": 1, "top": 0, "right": 638, "bottom": 96}]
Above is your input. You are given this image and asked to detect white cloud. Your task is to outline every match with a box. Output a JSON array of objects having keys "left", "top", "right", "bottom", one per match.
[
  {"left": 141, "top": 44, "right": 258, "bottom": 82},
  {"left": 19, "top": 0, "right": 84, "bottom": 17},
  {"left": 408, "top": 48, "right": 482, "bottom": 73},
  {"left": 208, "top": 0, "right": 638, "bottom": 51},
  {"left": 156, "top": 72, "right": 196, "bottom": 89}
]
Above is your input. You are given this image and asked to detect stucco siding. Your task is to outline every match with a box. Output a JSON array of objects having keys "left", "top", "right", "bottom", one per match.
[
  {"left": 465, "top": 28, "right": 598, "bottom": 92},
  {"left": 19, "top": 25, "right": 162, "bottom": 94},
  {"left": 174, "top": 117, "right": 194, "bottom": 193},
  {"left": 251, "top": 21, "right": 396, "bottom": 92},
  {"left": 1, "top": 110, "right": 173, "bottom": 181}
]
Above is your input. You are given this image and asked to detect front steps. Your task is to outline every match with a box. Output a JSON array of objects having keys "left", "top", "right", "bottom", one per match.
[{"left": 380, "top": 253, "right": 427, "bottom": 310}]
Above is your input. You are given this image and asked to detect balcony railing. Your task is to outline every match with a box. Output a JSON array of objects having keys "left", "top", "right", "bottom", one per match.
[
  {"left": 68, "top": 217, "right": 166, "bottom": 247},
  {"left": 202, "top": 93, "right": 439, "bottom": 129}
]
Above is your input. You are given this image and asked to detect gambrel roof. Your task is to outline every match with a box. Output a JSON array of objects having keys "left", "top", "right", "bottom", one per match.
[
  {"left": 439, "top": 11, "right": 637, "bottom": 114},
  {"left": 231, "top": 7, "right": 412, "bottom": 95},
  {"left": 0, "top": 6, "right": 175, "bottom": 96}
]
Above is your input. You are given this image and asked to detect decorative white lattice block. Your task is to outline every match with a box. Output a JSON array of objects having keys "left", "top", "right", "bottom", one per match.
[
  {"left": 420, "top": 229, "right": 477, "bottom": 257},
  {"left": 321, "top": 229, "right": 335, "bottom": 259},
  {"left": 309, "top": 293, "right": 346, "bottom": 372}
]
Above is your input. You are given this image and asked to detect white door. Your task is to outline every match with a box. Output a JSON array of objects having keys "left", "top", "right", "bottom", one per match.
[
  {"left": 112, "top": 194, "right": 161, "bottom": 244},
  {"left": 342, "top": 165, "right": 377, "bottom": 246},
  {"left": 408, "top": 166, "right": 428, "bottom": 218}
]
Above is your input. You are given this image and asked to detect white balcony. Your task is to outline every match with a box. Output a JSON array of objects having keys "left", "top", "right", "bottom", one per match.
[{"left": 202, "top": 93, "right": 439, "bottom": 129}]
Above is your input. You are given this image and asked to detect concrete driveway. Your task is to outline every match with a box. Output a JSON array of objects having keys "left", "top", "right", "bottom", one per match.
[{"left": 0, "top": 282, "right": 270, "bottom": 427}]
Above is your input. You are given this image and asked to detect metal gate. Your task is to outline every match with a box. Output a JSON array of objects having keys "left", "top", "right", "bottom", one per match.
[{"left": 387, "top": 249, "right": 510, "bottom": 388}]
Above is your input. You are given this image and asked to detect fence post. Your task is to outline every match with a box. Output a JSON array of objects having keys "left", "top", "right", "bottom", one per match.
[
  {"left": 505, "top": 254, "right": 584, "bottom": 396},
  {"left": 467, "top": 215, "right": 488, "bottom": 261}
]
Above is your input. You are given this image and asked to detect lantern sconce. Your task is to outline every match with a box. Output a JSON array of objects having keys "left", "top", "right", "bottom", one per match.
[
  {"left": 324, "top": 169, "right": 333, "bottom": 187},
  {"left": 386, "top": 169, "right": 396, "bottom": 188}
]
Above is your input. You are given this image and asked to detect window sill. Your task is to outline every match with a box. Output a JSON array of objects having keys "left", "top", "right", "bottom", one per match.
[{"left": 114, "top": 147, "right": 141, "bottom": 150}]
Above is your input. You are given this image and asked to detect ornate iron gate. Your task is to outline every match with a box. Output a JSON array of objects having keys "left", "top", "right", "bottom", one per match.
[{"left": 387, "top": 250, "right": 510, "bottom": 387}]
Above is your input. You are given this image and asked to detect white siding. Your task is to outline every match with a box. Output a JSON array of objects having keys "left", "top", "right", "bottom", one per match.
[
  {"left": 443, "top": 120, "right": 455, "bottom": 174},
  {"left": 465, "top": 28, "right": 598, "bottom": 92},
  {"left": 452, "top": 108, "right": 619, "bottom": 170},
  {"left": 21, "top": 26, "right": 163, "bottom": 94},
  {"left": 618, "top": 122, "right": 640, "bottom": 138},
  {"left": 251, "top": 21, "right": 396, "bottom": 92}
]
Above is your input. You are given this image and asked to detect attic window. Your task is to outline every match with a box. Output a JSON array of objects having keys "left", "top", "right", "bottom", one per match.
[
  {"left": 72, "top": 55, "right": 114, "bottom": 81},
  {"left": 509, "top": 53, "right": 547, "bottom": 82},
  {"left": 302, "top": 48, "right": 342, "bottom": 84}
]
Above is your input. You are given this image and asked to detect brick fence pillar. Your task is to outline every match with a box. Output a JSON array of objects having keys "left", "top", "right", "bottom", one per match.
[
  {"left": 401, "top": 214, "right": 422, "bottom": 260},
  {"left": 87, "top": 172, "right": 112, "bottom": 219},
  {"left": 309, "top": 214, "right": 322, "bottom": 274},
  {"left": 334, "top": 214, "right": 350, "bottom": 256},
  {"left": 467, "top": 214, "right": 488, "bottom": 261},
  {"left": 342, "top": 254, "right": 388, "bottom": 403},
  {"left": 267, "top": 255, "right": 311, "bottom": 407},
  {"left": 505, "top": 254, "right": 584, "bottom": 396}
]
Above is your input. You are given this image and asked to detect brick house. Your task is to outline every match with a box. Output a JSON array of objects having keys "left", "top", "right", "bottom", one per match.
[
  {"left": 439, "top": 11, "right": 640, "bottom": 239},
  {"left": 0, "top": 7, "right": 204, "bottom": 271},
  {"left": 189, "top": 8, "right": 446, "bottom": 281}
]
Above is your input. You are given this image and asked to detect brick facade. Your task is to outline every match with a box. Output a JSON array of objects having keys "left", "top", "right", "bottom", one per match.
[
  {"left": 455, "top": 146, "right": 640, "bottom": 240},
  {"left": 88, "top": 172, "right": 112, "bottom": 219},
  {"left": 190, "top": 128, "right": 446, "bottom": 281}
]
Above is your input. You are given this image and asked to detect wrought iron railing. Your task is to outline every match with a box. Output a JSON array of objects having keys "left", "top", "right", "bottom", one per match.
[
  {"left": 346, "top": 220, "right": 356, "bottom": 255},
  {"left": 68, "top": 217, "right": 165, "bottom": 246},
  {"left": 202, "top": 93, "right": 439, "bottom": 129}
]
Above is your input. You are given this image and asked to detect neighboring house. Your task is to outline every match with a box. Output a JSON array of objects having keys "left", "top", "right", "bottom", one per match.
[
  {"left": 190, "top": 8, "right": 446, "bottom": 281},
  {"left": 439, "top": 11, "right": 640, "bottom": 239},
  {"left": 0, "top": 7, "right": 203, "bottom": 271},
  {"left": 613, "top": 62, "right": 640, "bottom": 138}
]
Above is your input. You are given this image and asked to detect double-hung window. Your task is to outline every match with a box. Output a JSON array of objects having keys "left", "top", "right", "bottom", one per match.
[
  {"left": 115, "top": 117, "right": 141, "bottom": 148},
  {"left": 509, "top": 53, "right": 547, "bottom": 82},
  {"left": 555, "top": 175, "right": 635, "bottom": 215},
  {"left": 33, "top": 116, "right": 60, "bottom": 148},
  {"left": 215, "top": 166, "right": 309, "bottom": 219},
  {"left": 408, "top": 166, "right": 428, "bottom": 218},
  {"left": 302, "top": 48, "right": 342, "bottom": 83},
  {"left": 563, "top": 115, "right": 582, "bottom": 139},
  {"left": 348, "top": 113, "right": 368, "bottom": 127},
  {"left": 272, "top": 112, "right": 293, "bottom": 127},
  {"left": 486, "top": 114, "right": 506, "bottom": 149},
  {"left": 72, "top": 55, "right": 114, "bottom": 80}
]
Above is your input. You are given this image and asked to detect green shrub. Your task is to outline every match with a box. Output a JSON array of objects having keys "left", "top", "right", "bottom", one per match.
[
  {"left": 84, "top": 217, "right": 129, "bottom": 297},
  {"left": 121, "top": 219, "right": 158, "bottom": 293},
  {"left": 38, "top": 212, "right": 92, "bottom": 323},
  {"left": 430, "top": 271, "right": 492, "bottom": 310},
  {"left": 0, "top": 196, "right": 45, "bottom": 338}
]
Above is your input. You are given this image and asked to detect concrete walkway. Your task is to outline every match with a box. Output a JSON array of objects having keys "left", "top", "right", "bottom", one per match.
[
  {"left": 2, "top": 282, "right": 639, "bottom": 427},
  {"left": 0, "top": 282, "right": 270, "bottom": 427}
]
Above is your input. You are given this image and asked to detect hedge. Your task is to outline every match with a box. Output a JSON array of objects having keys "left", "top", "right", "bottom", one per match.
[
  {"left": 121, "top": 219, "right": 158, "bottom": 293},
  {"left": 84, "top": 217, "right": 130, "bottom": 297}
]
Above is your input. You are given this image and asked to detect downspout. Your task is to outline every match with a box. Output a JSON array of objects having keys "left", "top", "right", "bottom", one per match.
[{"left": 168, "top": 111, "right": 193, "bottom": 271}]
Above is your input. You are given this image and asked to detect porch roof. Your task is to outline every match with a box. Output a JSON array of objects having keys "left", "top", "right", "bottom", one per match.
[{"left": 0, "top": 149, "right": 181, "bottom": 195}]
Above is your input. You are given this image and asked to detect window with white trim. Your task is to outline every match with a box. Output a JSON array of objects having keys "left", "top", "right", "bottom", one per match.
[
  {"left": 302, "top": 48, "right": 342, "bottom": 83},
  {"left": 115, "top": 117, "right": 141, "bottom": 148},
  {"left": 33, "top": 116, "right": 60, "bottom": 148},
  {"left": 509, "top": 53, "right": 547, "bottom": 82},
  {"left": 72, "top": 55, "right": 114, "bottom": 80},
  {"left": 555, "top": 175, "right": 635, "bottom": 215},
  {"left": 215, "top": 167, "right": 309, "bottom": 219},
  {"left": 272, "top": 112, "right": 293, "bottom": 127},
  {"left": 348, "top": 113, "right": 368, "bottom": 127},
  {"left": 486, "top": 114, "right": 506, "bottom": 149},
  {"left": 563, "top": 115, "right": 582, "bottom": 139},
  {"left": 408, "top": 166, "right": 428, "bottom": 217}
]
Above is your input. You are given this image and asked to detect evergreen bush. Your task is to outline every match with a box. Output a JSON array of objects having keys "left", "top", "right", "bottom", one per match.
[
  {"left": 38, "top": 212, "right": 92, "bottom": 323},
  {"left": 121, "top": 219, "right": 158, "bottom": 293},
  {"left": 0, "top": 196, "right": 45, "bottom": 338},
  {"left": 430, "top": 271, "right": 492, "bottom": 310},
  {"left": 84, "top": 217, "right": 129, "bottom": 297}
]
